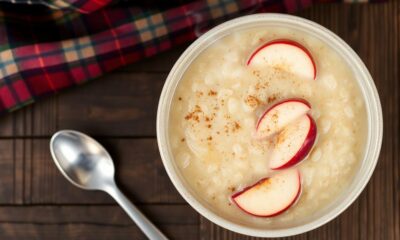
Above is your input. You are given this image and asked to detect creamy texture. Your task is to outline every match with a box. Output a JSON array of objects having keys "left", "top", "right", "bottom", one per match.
[{"left": 168, "top": 27, "right": 367, "bottom": 227}]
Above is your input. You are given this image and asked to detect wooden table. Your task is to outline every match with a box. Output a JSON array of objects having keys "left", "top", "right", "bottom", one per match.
[{"left": 0, "top": 1, "right": 398, "bottom": 239}]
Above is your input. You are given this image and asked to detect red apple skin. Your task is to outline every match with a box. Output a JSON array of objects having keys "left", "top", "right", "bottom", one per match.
[
  {"left": 271, "top": 114, "right": 317, "bottom": 170},
  {"left": 255, "top": 98, "right": 311, "bottom": 133},
  {"left": 231, "top": 171, "right": 302, "bottom": 218},
  {"left": 247, "top": 39, "right": 317, "bottom": 80}
]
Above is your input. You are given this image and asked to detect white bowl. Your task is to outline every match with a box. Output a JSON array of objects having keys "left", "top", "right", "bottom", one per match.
[{"left": 156, "top": 14, "right": 383, "bottom": 237}]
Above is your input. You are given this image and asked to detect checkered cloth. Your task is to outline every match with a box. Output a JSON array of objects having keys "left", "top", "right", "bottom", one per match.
[{"left": 0, "top": 0, "right": 384, "bottom": 113}]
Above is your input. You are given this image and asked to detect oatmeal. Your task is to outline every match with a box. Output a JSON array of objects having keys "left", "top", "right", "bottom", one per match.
[{"left": 168, "top": 27, "right": 367, "bottom": 226}]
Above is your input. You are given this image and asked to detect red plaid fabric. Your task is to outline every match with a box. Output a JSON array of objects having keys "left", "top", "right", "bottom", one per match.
[
  {"left": 8, "top": 0, "right": 112, "bottom": 13},
  {"left": 0, "top": 0, "right": 385, "bottom": 113}
]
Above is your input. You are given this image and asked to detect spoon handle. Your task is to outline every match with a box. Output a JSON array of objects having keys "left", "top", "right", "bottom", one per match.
[{"left": 105, "top": 184, "right": 168, "bottom": 240}]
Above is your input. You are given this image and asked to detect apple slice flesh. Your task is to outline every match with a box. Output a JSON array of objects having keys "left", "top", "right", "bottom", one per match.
[
  {"left": 247, "top": 40, "right": 316, "bottom": 80},
  {"left": 232, "top": 169, "right": 301, "bottom": 217},
  {"left": 255, "top": 98, "right": 311, "bottom": 139},
  {"left": 269, "top": 114, "right": 317, "bottom": 170}
]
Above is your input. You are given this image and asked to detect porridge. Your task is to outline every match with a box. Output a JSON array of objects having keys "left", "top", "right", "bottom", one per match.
[{"left": 168, "top": 27, "right": 367, "bottom": 226}]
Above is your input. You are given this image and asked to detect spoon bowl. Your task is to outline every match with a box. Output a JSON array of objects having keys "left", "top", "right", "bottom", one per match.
[{"left": 50, "top": 130, "right": 115, "bottom": 190}]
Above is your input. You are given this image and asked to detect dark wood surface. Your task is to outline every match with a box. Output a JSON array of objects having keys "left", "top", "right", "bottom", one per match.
[{"left": 0, "top": 1, "right": 398, "bottom": 239}]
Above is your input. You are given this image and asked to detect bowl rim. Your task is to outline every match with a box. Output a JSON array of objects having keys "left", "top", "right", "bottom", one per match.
[{"left": 156, "top": 13, "right": 383, "bottom": 237}]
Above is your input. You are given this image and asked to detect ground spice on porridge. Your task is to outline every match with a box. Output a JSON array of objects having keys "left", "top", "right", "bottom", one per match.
[{"left": 169, "top": 27, "right": 367, "bottom": 226}]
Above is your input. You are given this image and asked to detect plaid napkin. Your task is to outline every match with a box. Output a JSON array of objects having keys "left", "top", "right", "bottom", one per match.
[{"left": 0, "top": 0, "right": 384, "bottom": 113}]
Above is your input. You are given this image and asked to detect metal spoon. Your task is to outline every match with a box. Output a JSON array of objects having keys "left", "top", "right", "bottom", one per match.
[{"left": 50, "top": 130, "right": 168, "bottom": 240}]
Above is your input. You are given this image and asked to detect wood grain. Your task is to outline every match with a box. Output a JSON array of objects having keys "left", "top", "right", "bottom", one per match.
[
  {"left": 0, "top": 72, "right": 168, "bottom": 137},
  {"left": 0, "top": 1, "right": 397, "bottom": 240},
  {"left": 0, "top": 140, "right": 15, "bottom": 204},
  {"left": 0, "top": 205, "right": 198, "bottom": 240},
  {"left": 57, "top": 73, "right": 166, "bottom": 137}
]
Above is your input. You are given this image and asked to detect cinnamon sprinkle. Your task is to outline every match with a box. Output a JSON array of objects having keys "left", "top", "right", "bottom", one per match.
[
  {"left": 244, "top": 95, "right": 260, "bottom": 108},
  {"left": 196, "top": 91, "right": 204, "bottom": 97},
  {"left": 208, "top": 90, "right": 217, "bottom": 96},
  {"left": 233, "top": 121, "right": 241, "bottom": 131},
  {"left": 184, "top": 105, "right": 202, "bottom": 122},
  {"left": 223, "top": 121, "right": 241, "bottom": 134},
  {"left": 252, "top": 70, "right": 261, "bottom": 78},
  {"left": 267, "top": 95, "right": 277, "bottom": 103},
  {"left": 255, "top": 81, "right": 269, "bottom": 90}
]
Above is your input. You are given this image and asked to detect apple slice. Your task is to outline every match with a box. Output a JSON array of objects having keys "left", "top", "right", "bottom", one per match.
[
  {"left": 232, "top": 169, "right": 301, "bottom": 217},
  {"left": 255, "top": 98, "right": 311, "bottom": 139},
  {"left": 269, "top": 114, "right": 317, "bottom": 170},
  {"left": 247, "top": 40, "right": 316, "bottom": 80}
]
